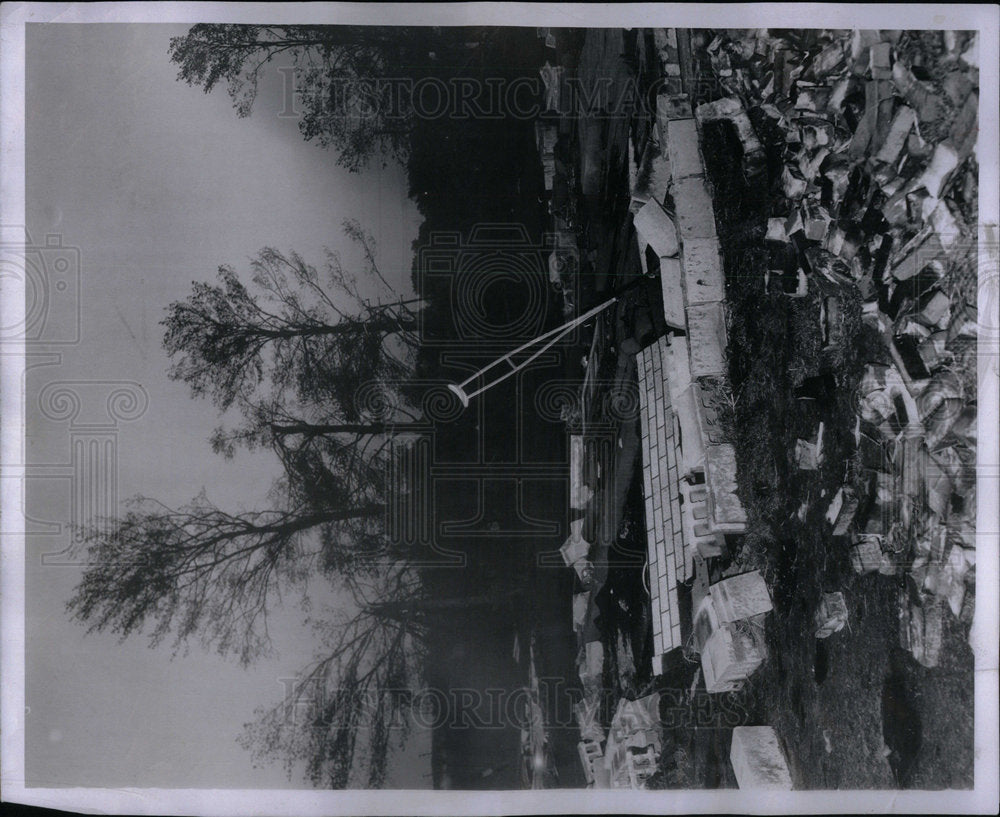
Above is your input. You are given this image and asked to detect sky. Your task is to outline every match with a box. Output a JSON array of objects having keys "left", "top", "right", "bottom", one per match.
[{"left": 24, "top": 23, "right": 428, "bottom": 789}]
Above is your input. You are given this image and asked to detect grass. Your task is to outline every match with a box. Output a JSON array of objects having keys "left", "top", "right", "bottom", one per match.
[{"left": 653, "top": 112, "right": 977, "bottom": 790}]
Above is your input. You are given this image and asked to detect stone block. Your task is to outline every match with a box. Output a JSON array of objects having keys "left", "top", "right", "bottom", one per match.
[
  {"left": 686, "top": 301, "right": 728, "bottom": 377},
  {"left": 666, "top": 117, "right": 704, "bottom": 180},
  {"left": 672, "top": 176, "right": 718, "bottom": 240},
  {"left": 681, "top": 237, "right": 725, "bottom": 304},
  {"left": 730, "top": 726, "right": 793, "bottom": 790}
]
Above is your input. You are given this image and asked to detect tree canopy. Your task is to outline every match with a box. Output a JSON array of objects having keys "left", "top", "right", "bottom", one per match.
[{"left": 168, "top": 24, "right": 483, "bottom": 171}]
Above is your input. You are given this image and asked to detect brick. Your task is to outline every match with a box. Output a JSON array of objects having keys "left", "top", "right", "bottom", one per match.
[{"left": 671, "top": 622, "right": 682, "bottom": 647}]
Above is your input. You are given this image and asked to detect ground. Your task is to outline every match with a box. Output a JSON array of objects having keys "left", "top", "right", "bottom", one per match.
[
  {"left": 696, "top": 110, "right": 975, "bottom": 790},
  {"left": 546, "top": 26, "right": 975, "bottom": 791}
]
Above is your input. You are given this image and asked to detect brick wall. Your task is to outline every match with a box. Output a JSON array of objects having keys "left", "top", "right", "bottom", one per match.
[{"left": 638, "top": 337, "right": 688, "bottom": 662}]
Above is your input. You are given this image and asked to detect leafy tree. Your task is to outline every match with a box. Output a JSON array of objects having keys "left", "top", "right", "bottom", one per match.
[{"left": 168, "top": 24, "right": 482, "bottom": 171}]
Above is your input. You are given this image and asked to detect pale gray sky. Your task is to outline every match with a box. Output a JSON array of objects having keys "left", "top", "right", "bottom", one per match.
[{"left": 25, "top": 23, "right": 428, "bottom": 789}]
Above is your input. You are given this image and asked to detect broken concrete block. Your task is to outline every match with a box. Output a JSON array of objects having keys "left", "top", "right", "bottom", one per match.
[
  {"left": 560, "top": 533, "right": 591, "bottom": 567},
  {"left": 869, "top": 41, "right": 893, "bottom": 79},
  {"left": 730, "top": 726, "right": 793, "bottom": 790},
  {"left": 573, "top": 592, "right": 590, "bottom": 633},
  {"left": 928, "top": 199, "right": 965, "bottom": 253},
  {"left": 634, "top": 199, "right": 679, "bottom": 260},
  {"left": 686, "top": 301, "right": 728, "bottom": 377},
  {"left": 692, "top": 376, "right": 732, "bottom": 447},
  {"left": 890, "top": 227, "right": 946, "bottom": 281},
  {"left": 696, "top": 96, "right": 765, "bottom": 177},
  {"left": 631, "top": 139, "right": 672, "bottom": 206},
  {"left": 917, "top": 290, "right": 951, "bottom": 328},
  {"left": 947, "top": 91, "right": 979, "bottom": 159},
  {"left": 766, "top": 218, "right": 787, "bottom": 242},
  {"left": 851, "top": 30, "right": 881, "bottom": 73},
  {"left": 851, "top": 536, "right": 883, "bottom": 574},
  {"left": 782, "top": 163, "right": 809, "bottom": 199},
  {"left": 702, "top": 624, "right": 765, "bottom": 693},
  {"left": 916, "top": 331, "right": 949, "bottom": 373},
  {"left": 705, "top": 442, "right": 747, "bottom": 533},
  {"left": 832, "top": 490, "right": 860, "bottom": 537},
  {"left": 664, "top": 334, "right": 693, "bottom": 401},
  {"left": 710, "top": 570, "right": 773, "bottom": 624},
  {"left": 825, "top": 487, "right": 845, "bottom": 525},
  {"left": 795, "top": 83, "right": 831, "bottom": 111},
  {"left": 676, "top": 386, "right": 706, "bottom": 477},
  {"left": 656, "top": 93, "right": 693, "bottom": 146},
  {"left": 795, "top": 421, "right": 825, "bottom": 470}
]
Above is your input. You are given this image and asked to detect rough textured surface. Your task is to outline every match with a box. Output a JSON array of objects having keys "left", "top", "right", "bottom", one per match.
[
  {"left": 704, "top": 442, "right": 748, "bottom": 531},
  {"left": 681, "top": 237, "right": 726, "bottom": 305},
  {"left": 710, "top": 571, "right": 774, "bottom": 624},
  {"left": 672, "top": 175, "right": 718, "bottom": 240},
  {"left": 730, "top": 726, "right": 794, "bottom": 790},
  {"left": 686, "top": 301, "right": 728, "bottom": 377}
]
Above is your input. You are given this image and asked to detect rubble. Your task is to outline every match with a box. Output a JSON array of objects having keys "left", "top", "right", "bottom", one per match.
[
  {"left": 601, "top": 694, "right": 663, "bottom": 788},
  {"left": 698, "top": 28, "right": 978, "bottom": 666},
  {"left": 815, "top": 591, "right": 849, "bottom": 638}
]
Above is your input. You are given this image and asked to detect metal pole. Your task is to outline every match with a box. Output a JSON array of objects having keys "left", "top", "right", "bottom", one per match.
[
  {"left": 446, "top": 271, "right": 653, "bottom": 408},
  {"left": 446, "top": 295, "right": 619, "bottom": 407}
]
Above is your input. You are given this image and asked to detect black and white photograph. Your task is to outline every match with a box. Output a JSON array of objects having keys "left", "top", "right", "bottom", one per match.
[{"left": 1, "top": 3, "right": 997, "bottom": 814}]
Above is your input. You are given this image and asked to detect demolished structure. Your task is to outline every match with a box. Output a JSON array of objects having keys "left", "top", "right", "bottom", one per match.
[
  {"left": 633, "top": 46, "right": 751, "bottom": 676},
  {"left": 695, "top": 28, "right": 980, "bottom": 667}
]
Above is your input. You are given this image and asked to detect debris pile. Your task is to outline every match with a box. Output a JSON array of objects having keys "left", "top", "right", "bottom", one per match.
[
  {"left": 688, "top": 570, "right": 773, "bottom": 693},
  {"left": 700, "top": 29, "right": 979, "bottom": 667},
  {"left": 600, "top": 693, "right": 663, "bottom": 788}
]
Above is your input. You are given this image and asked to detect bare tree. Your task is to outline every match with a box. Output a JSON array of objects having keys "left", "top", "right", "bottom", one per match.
[
  {"left": 240, "top": 564, "right": 526, "bottom": 788},
  {"left": 66, "top": 487, "right": 387, "bottom": 666},
  {"left": 162, "top": 220, "right": 421, "bottom": 413}
]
